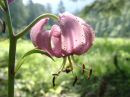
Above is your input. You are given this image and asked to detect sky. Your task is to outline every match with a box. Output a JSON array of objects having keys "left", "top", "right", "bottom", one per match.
[{"left": 23, "top": 0, "right": 95, "bottom": 13}]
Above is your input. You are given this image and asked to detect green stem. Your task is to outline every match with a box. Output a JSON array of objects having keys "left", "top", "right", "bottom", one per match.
[
  {"left": 8, "top": 37, "right": 17, "bottom": 97},
  {"left": 4, "top": 0, "right": 16, "bottom": 97},
  {"left": 4, "top": 0, "right": 14, "bottom": 38},
  {"left": 16, "top": 13, "right": 58, "bottom": 39}
]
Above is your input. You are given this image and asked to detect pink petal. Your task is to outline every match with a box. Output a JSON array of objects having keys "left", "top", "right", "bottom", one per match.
[
  {"left": 74, "top": 17, "right": 95, "bottom": 55},
  {"left": 50, "top": 25, "right": 64, "bottom": 57},
  {"left": 30, "top": 18, "right": 48, "bottom": 46},
  {"left": 35, "top": 30, "right": 52, "bottom": 52},
  {"left": 30, "top": 18, "right": 52, "bottom": 53},
  {"left": 59, "top": 12, "right": 86, "bottom": 55}
]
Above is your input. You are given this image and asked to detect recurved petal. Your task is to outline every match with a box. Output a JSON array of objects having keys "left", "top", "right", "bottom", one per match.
[
  {"left": 59, "top": 12, "right": 86, "bottom": 55},
  {"left": 30, "top": 18, "right": 52, "bottom": 53},
  {"left": 35, "top": 30, "right": 52, "bottom": 52},
  {"left": 76, "top": 16, "right": 95, "bottom": 43},
  {"left": 74, "top": 17, "right": 95, "bottom": 55},
  {"left": 30, "top": 18, "right": 49, "bottom": 46},
  {"left": 50, "top": 25, "right": 64, "bottom": 57}
]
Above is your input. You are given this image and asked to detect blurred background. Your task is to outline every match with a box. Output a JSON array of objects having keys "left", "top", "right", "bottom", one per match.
[{"left": 0, "top": 0, "right": 130, "bottom": 97}]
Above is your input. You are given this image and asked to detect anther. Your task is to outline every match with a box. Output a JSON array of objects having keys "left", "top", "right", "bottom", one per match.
[
  {"left": 82, "top": 64, "right": 85, "bottom": 74},
  {"left": 52, "top": 76, "right": 56, "bottom": 87},
  {"left": 87, "top": 68, "right": 92, "bottom": 80}
]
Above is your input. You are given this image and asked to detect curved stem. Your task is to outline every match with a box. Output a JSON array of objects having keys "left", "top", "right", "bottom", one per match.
[{"left": 16, "top": 13, "right": 58, "bottom": 39}]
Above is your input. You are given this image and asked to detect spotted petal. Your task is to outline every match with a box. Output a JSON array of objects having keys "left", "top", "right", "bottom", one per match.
[
  {"left": 73, "top": 17, "right": 95, "bottom": 55},
  {"left": 59, "top": 12, "right": 86, "bottom": 55}
]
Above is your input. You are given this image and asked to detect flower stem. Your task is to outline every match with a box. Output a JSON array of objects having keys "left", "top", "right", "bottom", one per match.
[
  {"left": 8, "top": 37, "right": 17, "bottom": 97},
  {"left": 4, "top": 0, "right": 17, "bottom": 97},
  {"left": 16, "top": 13, "right": 58, "bottom": 39}
]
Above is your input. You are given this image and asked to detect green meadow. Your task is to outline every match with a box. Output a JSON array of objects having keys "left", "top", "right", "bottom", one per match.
[{"left": 0, "top": 38, "right": 130, "bottom": 97}]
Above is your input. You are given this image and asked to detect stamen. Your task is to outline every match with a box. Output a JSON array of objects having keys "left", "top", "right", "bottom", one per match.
[
  {"left": 62, "top": 56, "right": 73, "bottom": 73},
  {"left": 87, "top": 68, "right": 92, "bottom": 80},
  {"left": 52, "top": 76, "right": 56, "bottom": 87},
  {"left": 63, "top": 65, "right": 72, "bottom": 73},
  {"left": 75, "top": 64, "right": 89, "bottom": 72},
  {"left": 52, "top": 57, "right": 67, "bottom": 76},
  {"left": 68, "top": 56, "right": 73, "bottom": 71},
  {"left": 52, "top": 57, "right": 67, "bottom": 87},
  {"left": 61, "top": 57, "right": 67, "bottom": 71},
  {"left": 70, "top": 66, "right": 78, "bottom": 86},
  {"left": 73, "top": 76, "right": 78, "bottom": 86},
  {"left": 82, "top": 64, "right": 85, "bottom": 74},
  {"left": 71, "top": 55, "right": 76, "bottom": 63}
]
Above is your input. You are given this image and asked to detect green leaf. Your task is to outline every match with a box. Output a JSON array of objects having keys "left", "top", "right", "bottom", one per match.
[{"left": 15, "top": 49, "right": 54, "bottom": 74}]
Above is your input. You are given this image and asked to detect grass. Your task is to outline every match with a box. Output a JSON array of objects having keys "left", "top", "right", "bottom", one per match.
[{"left": 0, "top": 38, "right": 130, "bottom": 97}]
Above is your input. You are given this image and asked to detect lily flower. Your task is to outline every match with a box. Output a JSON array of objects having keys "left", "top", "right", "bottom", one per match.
[
  {"left": 30, "top": 12, "right": 94, "bottom": 57},
  {"left": 30, "top": 12, "right": 95, "bottom": 84}
]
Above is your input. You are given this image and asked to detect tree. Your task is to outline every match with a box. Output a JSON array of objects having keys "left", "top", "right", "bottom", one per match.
[
  {"left": 81, "top": 0, "right": 130, "bottom": 37},
  {"left": 57, "top": 0, "right": 65, "bottom": 13},
  {"left": 46, "top": 3, "right": 52, "bottom": 13},
  {"left": 26, "top": 0, "right": 45, "bottom": 24},
  {"left": 10, "top": 0, "right": 28, "bottom": 30}
]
